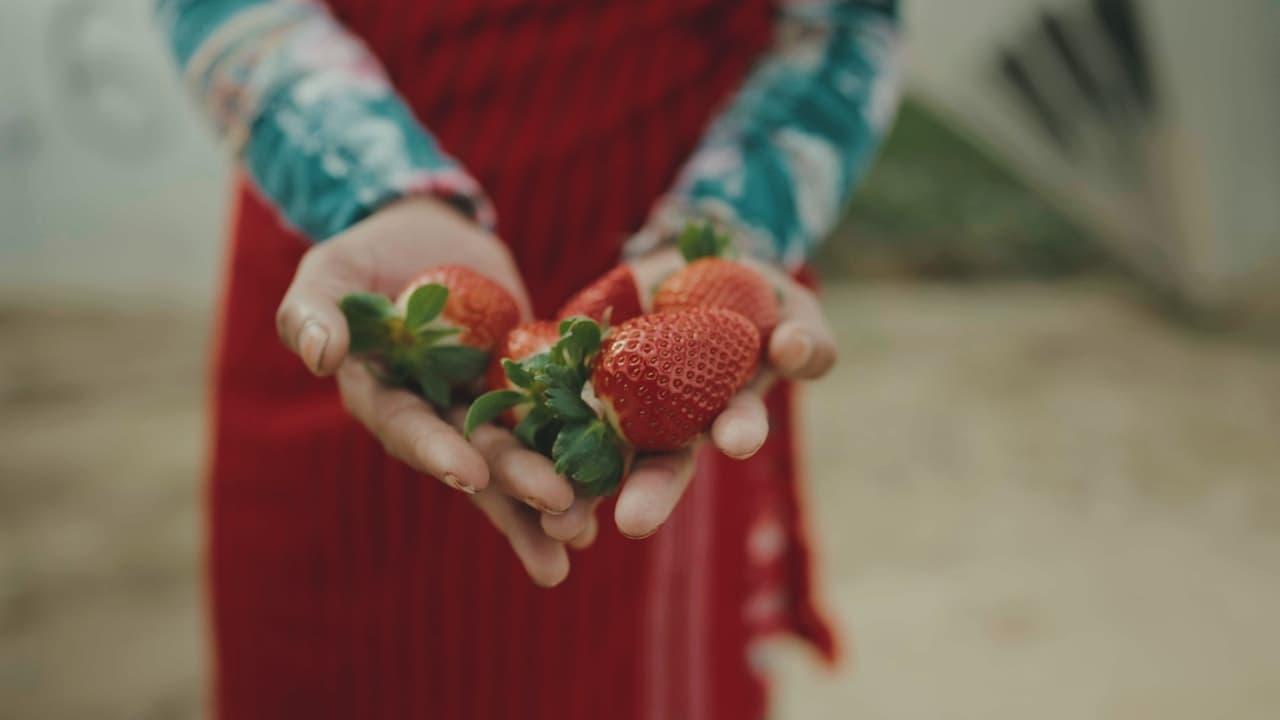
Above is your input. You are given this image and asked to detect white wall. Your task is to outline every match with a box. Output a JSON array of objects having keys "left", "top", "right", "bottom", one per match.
[
  {"left": 0, "top": 0, "right": 228, "bottom": 306},
  {"left": 904, "top": 0, "right": 1280, "bottom": 310}
]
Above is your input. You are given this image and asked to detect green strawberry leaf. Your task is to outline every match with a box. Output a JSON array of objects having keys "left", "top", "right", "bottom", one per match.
[
  {"left": 551, "top": 318, "right": 602, "bottom": 369},
  {"left": 677, "top": 222, "right": 734, "bottom": 262},
  {"left": 364, "top": 358, "right": 406, "bottom": 387},
  {"left": 514, "top": 404, "right": 560, "bottom": 455},
  {"left": 513, "top": 404, "right": 546, "bottom": 447},
  {"left": 541, "top": 363, "right": 582, "bottom": 393},
  {"left": 552, "top": 420, "right": 624, "bottom": 497},
  {"left": 341, "top": 292, "right": 397, "bottom": 354},
  {"left": 416, "top": 327, "right": 461, "bottom": 344},
  {"left": 414, "top": 366, "right": 452, "bottom": 409},
  {"left": 533, "top": 421, "right": 563, "bottom": 457},
  {"left": 545, "top": 386, "right": 595, "bottom": 422},
  {"left": 405, "top": 283, "right": 449, "bottom": 329},
  {"left": 385, "top": 351, "right": 419, "bottom": 384},
  {"left": 426, "top": 345, "right": 489, "bottom": 384},
  {"left": 522, "top": 354, "right": 555, "bottom": 381},
  {"left": 502, "top": 358, "right": 537, "bottom": 389},
  {"left": 464, "top": 390, "right": 529, "bottom": 438}
]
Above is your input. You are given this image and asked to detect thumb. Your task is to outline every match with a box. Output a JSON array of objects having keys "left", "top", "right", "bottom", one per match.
[{"left": 276, "top": 246, "right": 364, "bottom": 376}]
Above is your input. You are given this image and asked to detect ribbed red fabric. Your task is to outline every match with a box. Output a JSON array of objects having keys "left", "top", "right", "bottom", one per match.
[{"left": 208, "top": 2, "right": 838, "bottom": 718}]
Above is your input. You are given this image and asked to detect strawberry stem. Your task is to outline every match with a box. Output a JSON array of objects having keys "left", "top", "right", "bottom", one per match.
[
  {"left": 340, "top": 284, "right": 487, "bottom": 409},
  {"left": 676, "top": 221, "right": 735, "bottom": 262},
  {"left": 464, "top": 315, "right": 629, "bottom": 495}
]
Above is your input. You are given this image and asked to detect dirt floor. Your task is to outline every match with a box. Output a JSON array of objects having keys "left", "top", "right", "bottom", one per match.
[{"left": 3, "top": 279, "right": 1279, "bottom": 719}]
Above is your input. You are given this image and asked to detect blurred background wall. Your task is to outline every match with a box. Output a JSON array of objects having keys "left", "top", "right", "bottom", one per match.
[
  {"left": 0, "top": 0, "right": 225, "bottom": 305},
  {"left": 2, "top": 1, "right": 1278, "bottom": 719},
  {"left": 2, "top": 0, "right": 1277, "bottom": 312},
  {"left": 904, "top": 0, "right": 1280, "bottom": 313}
]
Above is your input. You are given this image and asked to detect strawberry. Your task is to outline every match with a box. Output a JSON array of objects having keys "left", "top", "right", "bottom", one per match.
[
  {"left": 483, "top": 320, "right": 559, "bottom": 427},
  {"left": 652, "top": 223, "right": 781, "bottom": 341},
  {"left": 396, "top": 265, "right": 520, "bottom": 350},
  {"left": 466, "top": 308, "right": 760, "bottom": 496},
  {"left": 590, "top": 308, "right": 760, "bottom": 452},
  {"left": 557, "top": 264, "right": 644, "bottom": 324},
  {"left": 340, "top": 265, "right": 520, "bottom": 408},
  {"left": 465, "top": 317, "right": 605, "bottom": 464}
]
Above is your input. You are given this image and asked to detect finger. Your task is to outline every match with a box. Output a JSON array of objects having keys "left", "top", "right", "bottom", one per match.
[
  {"left": 739, "top": 260, "right": 837, "bottom": 379},
  {"left": 449, "top": 409, "right": 574, "bottom": 515},
  {"left": 277, "top": 246, "right": 366, "bottom": 376},
  {"left": 710, "top": 374, "right": 772, "bottom": 459},
  {"left": 542, "top": 497, "right": 602, "bottom": 543},
  {"left": 473, "top": 491, "right": 570, "bottom": 587},
  {"left": 569, "top": 511, "right": 599, "bottom": 551},
  {"left": 614, "top": 448, "right": 697, "bottom": 539},
  {"left": 338, "top": 363, "right": 489, "bottom": 493},
  {"left": 768, "top": 318, "right": 837, "bottom": 380}
]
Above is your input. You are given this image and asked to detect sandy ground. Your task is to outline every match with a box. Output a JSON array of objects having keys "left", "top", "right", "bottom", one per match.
[{"left": 2, "top": 279, "right": 1278, "bottom": 719}]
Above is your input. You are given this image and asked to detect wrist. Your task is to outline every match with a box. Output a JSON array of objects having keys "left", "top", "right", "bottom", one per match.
[
  {"left": 368, "top": 164, "right": 497, "bottom": 232},
  {"left": 626, "top": 196, "right": 780, "bottom": 268}
]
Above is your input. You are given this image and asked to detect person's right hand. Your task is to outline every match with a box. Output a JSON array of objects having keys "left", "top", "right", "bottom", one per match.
[{"left": 274, "top": 196, "right": 588, "bottom": 586}]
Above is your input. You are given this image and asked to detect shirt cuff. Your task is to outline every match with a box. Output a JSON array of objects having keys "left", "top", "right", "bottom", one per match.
[{"left": 174, "top": 0, "right": 495, "bottom": 239}]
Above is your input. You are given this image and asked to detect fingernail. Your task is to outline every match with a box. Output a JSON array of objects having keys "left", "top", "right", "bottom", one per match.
[
  {"left": 524, "top": 497, "right": 569, "bottom": 515},
  {"left": 623, "top": 527, "right": 660, "bottom": 540},
  {"left": 298, "top": 321, "right": 329, "bottom": 375},
  {"left": 444, "top": 473, "right": 475, "bottom": 494},
  {"left": 523, "top": 497, "right": 549, "bottom": 513}
]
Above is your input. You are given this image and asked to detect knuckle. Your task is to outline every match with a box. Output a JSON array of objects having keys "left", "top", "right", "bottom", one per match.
[
  {"left": 494, "top": 449, "right": 530, "bottom": 485},
  {"left": 275, "top": 304, "right": 296, "bottom": 346},
  {"left": 410, "top": 419, "right": 454, "bottom": 466},
  {"left": 374, "top": 398, "right": 420, "bottom": 452},
  {"left": 337, "top": 381, "right": 359, "bottom": 415},
  {"left": 298, "top": 244, "right": 334, "bottom": 274},
  {"left": 468, "top": 425, "right": 505, "bottom": 459}
]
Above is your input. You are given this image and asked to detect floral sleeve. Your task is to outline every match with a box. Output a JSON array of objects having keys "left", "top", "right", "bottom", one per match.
[
  {"left": 156, "top": 0, "right": 495, "bottom": 241},
  {"left": 635, "top": 0, "right": 904, "bottom": 268}
]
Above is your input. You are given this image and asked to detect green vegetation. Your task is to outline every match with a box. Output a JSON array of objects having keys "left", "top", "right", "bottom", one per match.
[{"left": 823, "top": 99, "right": 1105, "bottom": 279}]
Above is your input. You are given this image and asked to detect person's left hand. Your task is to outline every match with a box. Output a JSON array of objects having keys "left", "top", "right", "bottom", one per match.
[{"left": 537, "top": 244, "right": 838, "bottom": 544}]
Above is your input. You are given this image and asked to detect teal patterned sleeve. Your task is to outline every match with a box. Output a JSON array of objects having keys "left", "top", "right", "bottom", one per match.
[
  {"left": 156, "top": 0, "right": 495, "bottom": 241},
  {"left": 635, "top": 0, "right": 904, "bottom": 268}
]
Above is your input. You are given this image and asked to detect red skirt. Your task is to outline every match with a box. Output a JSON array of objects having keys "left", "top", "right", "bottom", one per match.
[{"left": 208, "top": 2, "right": 836, "bottom": 718}]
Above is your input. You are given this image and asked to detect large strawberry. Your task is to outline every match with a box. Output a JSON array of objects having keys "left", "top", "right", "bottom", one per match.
[
  {"left": 653, "top": 223, "right": 781, "bottom": 341},
  {"left": 557, "top": 264, "right": 644, "bottom": 324},
  {"left": 466, "top": 308, "right": 760, "bottom": 496},
  {"left": 340, "top": 265, "right": 520, "bottom": 408},
  {"left": 589, "top": 308, "right": 759, "bottom": 450}
]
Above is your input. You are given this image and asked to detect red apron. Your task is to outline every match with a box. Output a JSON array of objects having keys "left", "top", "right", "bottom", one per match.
[{"left": 208, "top": 2, "right": 836, "bottom": 718}]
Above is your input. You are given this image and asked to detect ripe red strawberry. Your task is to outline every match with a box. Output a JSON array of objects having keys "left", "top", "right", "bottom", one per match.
[
  {"left": 591, "top": 308, "right": 760, "bottom": 452},
  {"left": 557, "top": 264, "right": 644, "bottom": 324},
  {"left": 396, "top": 265, "right": 519, "bottom": 351},
  {"left": 483, "top": 320, "right": 559, "bottom": 426},
  {"left": 340, "top": 265, "right": 520, "bottom": 408},
  {"left": 466, "top": 308, "right": 760, "bottom": 496},
  {"left": 652, "top": 224, "right": 780, "bottom": 341}
]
